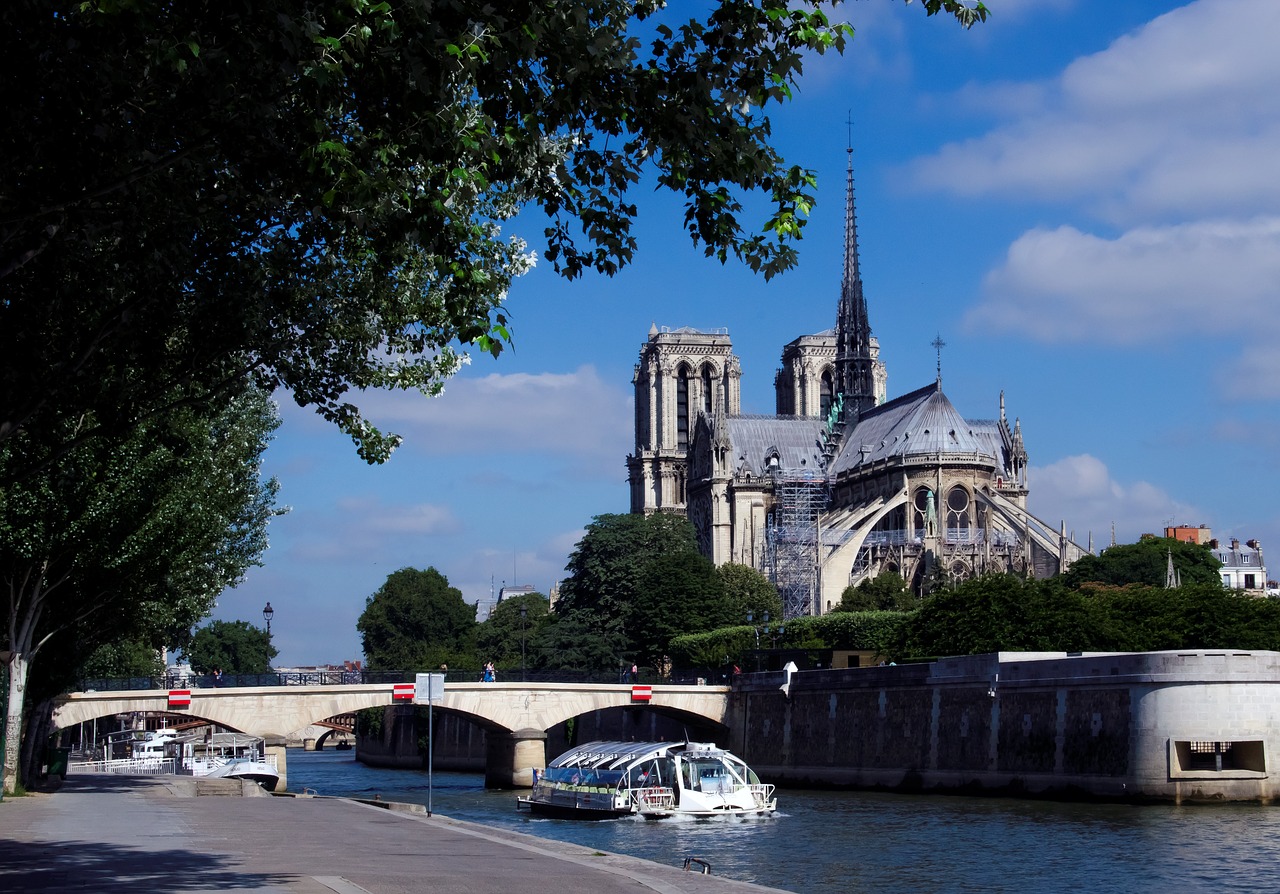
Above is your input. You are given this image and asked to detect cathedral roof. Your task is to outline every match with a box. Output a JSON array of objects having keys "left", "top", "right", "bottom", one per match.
[
  {"left": 719, "top": 414, "right": 827, "bottom": 478},
  {"left": 830, "top": 382, "right": 1000, "bottom": 474}
]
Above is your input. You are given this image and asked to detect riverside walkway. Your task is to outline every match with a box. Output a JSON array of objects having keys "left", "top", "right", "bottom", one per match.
[{"left": 0, "top": 776, "right": 790, "bottom": 894}]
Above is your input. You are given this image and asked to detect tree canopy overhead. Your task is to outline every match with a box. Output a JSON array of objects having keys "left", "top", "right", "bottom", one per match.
[{"left": 2, "top": 0, "right": 986, "bottom": 469}]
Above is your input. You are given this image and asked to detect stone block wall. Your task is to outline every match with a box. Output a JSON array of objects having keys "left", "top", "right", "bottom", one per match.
[{"left": 729, "top": 651, "right": 1280, "bottom": 802}]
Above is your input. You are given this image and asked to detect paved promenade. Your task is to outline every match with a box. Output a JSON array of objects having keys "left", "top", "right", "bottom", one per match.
[{"left": 0, "top": 776, "right": 792, "bottom": 894}]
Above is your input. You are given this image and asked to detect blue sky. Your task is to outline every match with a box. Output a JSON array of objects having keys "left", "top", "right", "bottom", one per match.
[{"left": 211, "top": 0, "right": 1280, "bottom": 666}]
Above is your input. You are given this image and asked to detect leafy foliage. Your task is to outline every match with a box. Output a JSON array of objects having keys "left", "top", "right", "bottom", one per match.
[
  {"left": 187, "top": 620, "right": 277, "bottom": 675},
  {"left": 629, "top": 551, "right": 736, "bottom": 668},
  {"left": 2, "top": 380, "right": 280, "bottom": 788},
  {"left": 530, "top": 610, "right": 626, "bottom": 673},
  {"left": 2, "top": 1, "right": 986, "bottom": 472},
  {"left": 77, "top": 640, "right": 166, "bottom": 681},
  {"left": 836, "top": 571, "right": 915, "bottom": 612},
  {"left": 1061, "top": 536, "right": 1222, "bottom": 588},
  {"left": 556, "top": 512, "right": 704, "bottom": 665},
  {"left": 668, "top": 610, "right": 909, "bottom": 670},
  {"left": 893, "top": 573, "right": 1280, "bottom": 659},
  {"left": 476, "top": 591, "right": 549, "bottom": 669},
  {"left": 2, "top": 382, "right": 281, "bottom": 694},
  {"left": 357, "top": 567, "right": 477, "bottom": 670},
  {"left": 718, "top": 562, "right": 783, "bottom": 621}
]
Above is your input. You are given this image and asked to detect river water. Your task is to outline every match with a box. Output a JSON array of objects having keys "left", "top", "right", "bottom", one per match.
[{"left": 286, "top": 749, "right": 1280, "bottom": 893}]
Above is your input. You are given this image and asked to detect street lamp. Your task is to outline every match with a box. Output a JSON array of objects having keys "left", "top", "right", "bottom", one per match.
[
  {"left": 519, "top": 604, "right": 528, "bottom": 683},
  {"left": 746, "top": 611, "right": 784, "bottom": 671},
  {"left": 262, "top": 602, "right": 274, "bottom": 637}
]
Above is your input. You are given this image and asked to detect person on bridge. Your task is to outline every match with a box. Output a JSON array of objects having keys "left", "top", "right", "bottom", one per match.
[
  {"left": 481, "top": 661, "right": 496, "bottom": 683},
  {"left": 629, "top": 664, "right": 638, "bottom": 683}
]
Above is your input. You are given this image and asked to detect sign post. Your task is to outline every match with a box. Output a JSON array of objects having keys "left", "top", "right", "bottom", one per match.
[{"left": 414, "top": 673, "right": 445, "bottom": 815}]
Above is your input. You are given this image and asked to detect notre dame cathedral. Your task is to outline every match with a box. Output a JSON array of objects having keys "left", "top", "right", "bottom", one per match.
[{"left": 626, "top": 148, "right": 1090, "bottom": 618}]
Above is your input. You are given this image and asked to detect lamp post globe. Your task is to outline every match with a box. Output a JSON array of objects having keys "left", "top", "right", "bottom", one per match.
[{"left": 262, "top": 602, "right": 274, "bottom": 637}]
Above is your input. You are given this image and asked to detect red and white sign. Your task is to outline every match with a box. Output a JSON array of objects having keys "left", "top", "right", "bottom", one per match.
[
  {"left": 168, "top": 689, "right": 191, "bottom": 708},
  {"left": 392, "top": 682, "right": 415, "bottom": 701},
  {"left": 631, "top": 685, "right": 652, "bottom": 702}
]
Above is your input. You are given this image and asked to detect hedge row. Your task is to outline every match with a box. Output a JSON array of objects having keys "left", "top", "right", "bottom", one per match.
[{"left": 667, "top": 611, "right": 908, "bottom": 668}]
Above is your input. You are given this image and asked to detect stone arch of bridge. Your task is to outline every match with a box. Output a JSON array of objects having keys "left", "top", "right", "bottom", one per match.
[
  {"left": 51, "top": 686, "right": 413, "bottom": 740},
  {"left": 52, "top": 682, "right": 731, "bottom": 788}
]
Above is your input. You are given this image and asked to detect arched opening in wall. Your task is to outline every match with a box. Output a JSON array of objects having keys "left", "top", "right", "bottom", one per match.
[
  {"left": 946, "top": 487, "right": 971, "bottom": 542},
  {"left": 950, "top": 561, "right": 971, "bottom": 581},
  {"left": 820, "top": 368, "right": 834, "bottom": 418},
  {"left": 912, "top": 487, "right": 933, "bottom": 537},
  {"left": 677, "top": 365, "right": 690, "bottom": 450},
  {"left": 701, "top": 363, "right": 714, "bottom": 414}
]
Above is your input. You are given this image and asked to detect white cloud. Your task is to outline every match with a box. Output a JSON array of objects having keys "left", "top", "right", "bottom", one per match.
[
  {"left": 1217, "top": 344, "right": 1280, "bottom": 399},
  {"left": 289, "top": 497, "right": 461, "bottom": 564},
  {"left": 353, "top": 366, "right": 631, "bottom": 462},
  {"left": 968, "top": 216, "right": 1280, "bottom": 343},
  {"left": 1030, "top": 454, "right": 1201, "bottom": 547},
  {"left": 907, "top": 0, "right": 1280, "bottom": 221}
]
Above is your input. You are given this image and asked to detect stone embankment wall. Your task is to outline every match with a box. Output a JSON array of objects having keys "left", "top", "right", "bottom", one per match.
[{"left": 729, "top": 650, "right": 1280, "bottom": 803}]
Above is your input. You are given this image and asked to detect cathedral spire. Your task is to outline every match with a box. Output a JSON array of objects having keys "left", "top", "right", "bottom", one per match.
[{"left": 834, "top": 130, "right": 876, "bottom": 421}]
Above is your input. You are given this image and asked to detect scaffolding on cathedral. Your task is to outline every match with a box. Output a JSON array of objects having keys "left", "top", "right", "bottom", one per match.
[{"left": 766, "top": 468, "right": 829, "bottom": 619}]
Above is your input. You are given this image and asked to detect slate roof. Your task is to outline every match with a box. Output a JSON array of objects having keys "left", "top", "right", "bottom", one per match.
[
  {"left": 830, "top": 382, "right": 1001, "bottom": 475},
  {"left": 720, "top": 415, "right": 827, "bottom": 477}
]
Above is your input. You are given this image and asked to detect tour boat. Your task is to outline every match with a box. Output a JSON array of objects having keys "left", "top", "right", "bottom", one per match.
[
  {"left": 516, "top": 740, "right": 776, "bottom": 820},
  {"left": 184, "top": 732, "right": 281, "bottom": 791},
  {"left": 82, "top": 728, "right": 279, "bottom": 791}
]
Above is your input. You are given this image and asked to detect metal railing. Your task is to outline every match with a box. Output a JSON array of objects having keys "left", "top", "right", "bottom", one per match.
[
  {"left": 75, "top": 667, "right": 725, "bottom": 693},
  {"left": 68, "top": 757, "right": 177, "bottom": 776}
]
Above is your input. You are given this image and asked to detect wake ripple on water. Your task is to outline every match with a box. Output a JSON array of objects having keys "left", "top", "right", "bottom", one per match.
[{"left": 286, "top": 749, "right": 1280, "bottom": 894}]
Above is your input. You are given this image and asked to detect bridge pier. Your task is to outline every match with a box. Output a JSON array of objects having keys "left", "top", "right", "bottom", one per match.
[
  {"left": 266, "top": 740, "right": 288, "bottom": 792},
  {"left": 484, "top": 728, "right": 546, "bottom": 789}
]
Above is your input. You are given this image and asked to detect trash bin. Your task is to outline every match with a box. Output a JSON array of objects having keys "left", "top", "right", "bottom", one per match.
[{"left": 44, "top": 746, "right": 71, "bottom": 778}]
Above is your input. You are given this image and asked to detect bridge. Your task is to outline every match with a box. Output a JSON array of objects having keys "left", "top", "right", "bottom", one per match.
[{"left": 53, "top": 681, "right": 730, "bottom": 788}]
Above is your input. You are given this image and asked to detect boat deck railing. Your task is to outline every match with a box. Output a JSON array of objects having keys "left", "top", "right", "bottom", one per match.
[
  {"left": 749, "top": 783, "right": 775, "bottom": 807},
  {"left": 632, "top": 786, "right": 676, "bottom": 813},
  {"left": 68, "top": 757, "right": 178, "bottom": 776}
]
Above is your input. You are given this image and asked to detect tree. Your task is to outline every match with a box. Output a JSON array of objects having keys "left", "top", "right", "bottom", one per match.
[
  {"left": 2, "top": 0, "right": 986, "bottom": 475},
  {"left": 476, "top": 591, "right": 549, "bottom": 669},
  {"left": 629, "top": 551, "right": 736, "bottom": 669},
  {"left": 1062, "top": 537, "right": 1222, "bottom": 589},
  {"left": 76, "top": 640, "right": 166, "bottom": 683},
  {"left": 528, "top": 611, "right": 625, "bottom": 675},
  {"left": 556, "top": 513, "right": 704, "bottom": 666},
  {"left": 895, "top": 574, "right": 1107, "bottom": 658},
  {"left": 357, "top": 567, "right": 477, "bottom": 671},
  {"left": 1, "top": 381, "right": 281, "bottom": 791},
  {"left": 836, "top": 571, "right": 915, "bottom": 612},
  {"left": 718, "top": 563, "right": 783, "bottom": 622},
  {"left": 187, "top": 620, "right": 277, "bottom": 675},
  {"left": 556, "top": 513, "right": 700, "bottom": 617}
]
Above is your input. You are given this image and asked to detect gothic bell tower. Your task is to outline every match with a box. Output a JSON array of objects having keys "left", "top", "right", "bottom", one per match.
[{"left": 627, "top": 325, "right": 741, "bottom": 515}]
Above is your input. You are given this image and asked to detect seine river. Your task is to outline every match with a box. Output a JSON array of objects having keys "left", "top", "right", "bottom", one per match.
[{"left": 287, "top": 749, "right": 1280, "bottom": 893}]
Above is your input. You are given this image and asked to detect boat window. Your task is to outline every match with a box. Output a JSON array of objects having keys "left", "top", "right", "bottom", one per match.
[
  {"left": 628, "top": 759, "right": 666, "bottom": 789},
  {"left": 542, "top": 767, "right": 624, "bottom": 789}
]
